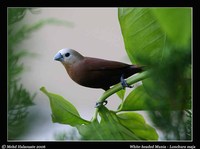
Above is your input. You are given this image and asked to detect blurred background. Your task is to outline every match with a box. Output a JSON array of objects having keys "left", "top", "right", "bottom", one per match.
[{"left": 8, "top": 8, "right": 145, "bottom": 140}]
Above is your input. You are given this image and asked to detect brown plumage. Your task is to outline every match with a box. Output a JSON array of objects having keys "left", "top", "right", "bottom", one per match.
[{"left": 54, "top": 48, "right": 143, "bottom": 91}]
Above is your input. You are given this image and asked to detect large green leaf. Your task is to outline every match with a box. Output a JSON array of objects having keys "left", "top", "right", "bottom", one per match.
[
  {"left": 99, "top": 106, "right": 140, "bottom": 140},
  {"left": 118, "top": 8, "right": 191, "bottom": 140},
  {"left": 117, "top": 112, "right": 158, "bottom": 140},
  {"left": 120, "top": 85, "right": 158, "bottom": 111},
  {"left": 40, "top": 87, "right": 89, "bottom": 126},
  {"left": 77, "top": 120, "right": 107, "bottom": 140},
  {"left": 118, "top": 8, "right": 166, "bottom": 65},
  {"left": 77, "top": 118, "right": 140, "bottom": 140},
  {"left": 78, "top": 106, "right": 159, "bottom": 140},
  {"left": 121, "top": 84, "right": 190, "bottom": 111},
  {"left": 79, "top": 106, "right": 158, "bottom": 140},
  {"left": 118, "top": 8, "right": 191, "bottom": 110},
  {"left": 152, "top": 8, "right": 191, "bottom": 48},
  {"left": 118, "top": 8, "right": 191, "bottom": 65}
]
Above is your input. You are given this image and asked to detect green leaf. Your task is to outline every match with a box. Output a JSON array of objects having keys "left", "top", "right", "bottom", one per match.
[
  {"left": 152, "top": 8, "right": 191, "bottom": 48},
  {"left": 81, "top": 106, "right": 158, "bottom": 140},
  {"left": 121, "top": 85, "right": 163, "bottom": 111},
  {"left": 78, "top": 106, "right": 140, "bottom": 140},
  {"left": 77, "top": 120, "right": 105, "bottom": 140},
  {"left": 120, "top": 85, "right": 156, "bottom": 111},
  {"left": 118, "top": 7, "right": 191, "bottom": 140},
  {"left": 117, "top": 112, "right": 158, "bottom": 140},
  {"left": 40, "top": 87, "right": 89, "bottom": 126},
  {"left": 121, "top": 83, "right": 190, "bottom": 111},
  {"left": 118, "top": 8, "right": 191, "bottom": 111},
  {"left": 118, "top": 8, "right": 166, "bottom": 65},
  {"left": 118, "top": 8, "right": 191, "bottom": 65},
  {"left": 116, "top": 89, "right": 126, "bottom": 100},
  {"left": 99, "top": 106, "right": 140, "bottom": 140}
]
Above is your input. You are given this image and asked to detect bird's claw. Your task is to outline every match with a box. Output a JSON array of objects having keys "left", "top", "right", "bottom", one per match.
[
  {"left": 95, "top": 100, "right": 108, "bottom": 108},
  {"left": 120, "top": 74, "right": 134, "bottom": 89}
]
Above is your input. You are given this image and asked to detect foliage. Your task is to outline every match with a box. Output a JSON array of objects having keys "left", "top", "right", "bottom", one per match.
[
  {"left": 118, "top": 8, "right": 191, "bottom": 140},
  {"left": 40, "top": 87, "right": 89, "bottom": 126},
  {"left": 8, "top": 8, "right": 73, "bottom": 139},
  {"left": 40, "top": 74, "right": 158, "bottom": 141},
  {"left": 8, "top": 8, "right": 36, "bottom": 139},
  {"left": 40, "top": 8, "right": 191, "bottom": 140}
]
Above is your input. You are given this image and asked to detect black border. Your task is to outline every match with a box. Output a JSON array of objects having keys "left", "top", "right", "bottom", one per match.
[
  {"left": 1, "top": 0, "right": 198, "bottom": 148},
  {"left": 1, "top": 2, "right": 8, "bottom": 144},
  {"left": 1, "top": 0, "right": 193, "bottom": 7}
]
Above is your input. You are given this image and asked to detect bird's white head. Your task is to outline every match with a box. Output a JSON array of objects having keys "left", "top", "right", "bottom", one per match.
[{"left": 54, "top": 48, "right": 84, "bottom": 65}]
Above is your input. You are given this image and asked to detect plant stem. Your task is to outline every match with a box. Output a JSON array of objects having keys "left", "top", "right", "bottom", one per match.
[{"left": 92, "top": 71, "right": 150, "bottom": 122}]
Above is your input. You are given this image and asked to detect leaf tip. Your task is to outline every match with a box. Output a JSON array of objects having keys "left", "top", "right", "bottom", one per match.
[
  {"left": 40, "top": 86, "right": 45, "bottom": 91},
  {"left": 40, "top": 86, "right": 48, "bottom": 95}
]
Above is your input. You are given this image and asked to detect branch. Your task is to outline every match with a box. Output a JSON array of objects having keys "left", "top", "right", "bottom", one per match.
[{"left": 92, "top": 71, "right": 150, "bottom": 121}]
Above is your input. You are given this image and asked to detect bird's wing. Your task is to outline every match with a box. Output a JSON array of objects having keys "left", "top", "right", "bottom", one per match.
[{"left": 83, "top": 57, "right": 130, "bottom": 71}]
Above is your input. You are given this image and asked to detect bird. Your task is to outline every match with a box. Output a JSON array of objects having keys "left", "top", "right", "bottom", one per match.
[{"left": 54, "top": 48, "right": 143, "bottom": 91}]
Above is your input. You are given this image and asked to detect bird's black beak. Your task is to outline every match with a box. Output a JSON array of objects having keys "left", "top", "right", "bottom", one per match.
[{"left": 54, "top": 52, "right": 63, "bottom": 61}]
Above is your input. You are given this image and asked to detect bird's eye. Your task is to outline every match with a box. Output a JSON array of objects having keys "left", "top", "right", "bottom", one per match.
[{"left": 65, "top": 53, "right": 70, "bottom": 57}]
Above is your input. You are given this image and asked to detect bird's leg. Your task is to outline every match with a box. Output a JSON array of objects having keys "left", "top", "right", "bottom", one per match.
[
  {"left": 95, "top": 100, "right": 108, "bottom": 108},
  {"left": 120, "top": 74, "right": 134, "bottom": 89}
]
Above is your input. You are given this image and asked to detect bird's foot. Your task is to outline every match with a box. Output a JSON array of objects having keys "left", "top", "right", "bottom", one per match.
[
  {"left": 120, "top": 74, "right": 134, "bottom": 89},
  {"left": 95, "top": 100, "right": 108, "bottom": 108}
]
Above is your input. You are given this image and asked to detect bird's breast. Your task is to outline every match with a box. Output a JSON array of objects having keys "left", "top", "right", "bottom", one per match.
[
  {"left": 64, "top": 63, "right": 89, "bottom": 85},
  {"left": 64, "top": 63, "right": 108, "bottom": 88}
]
